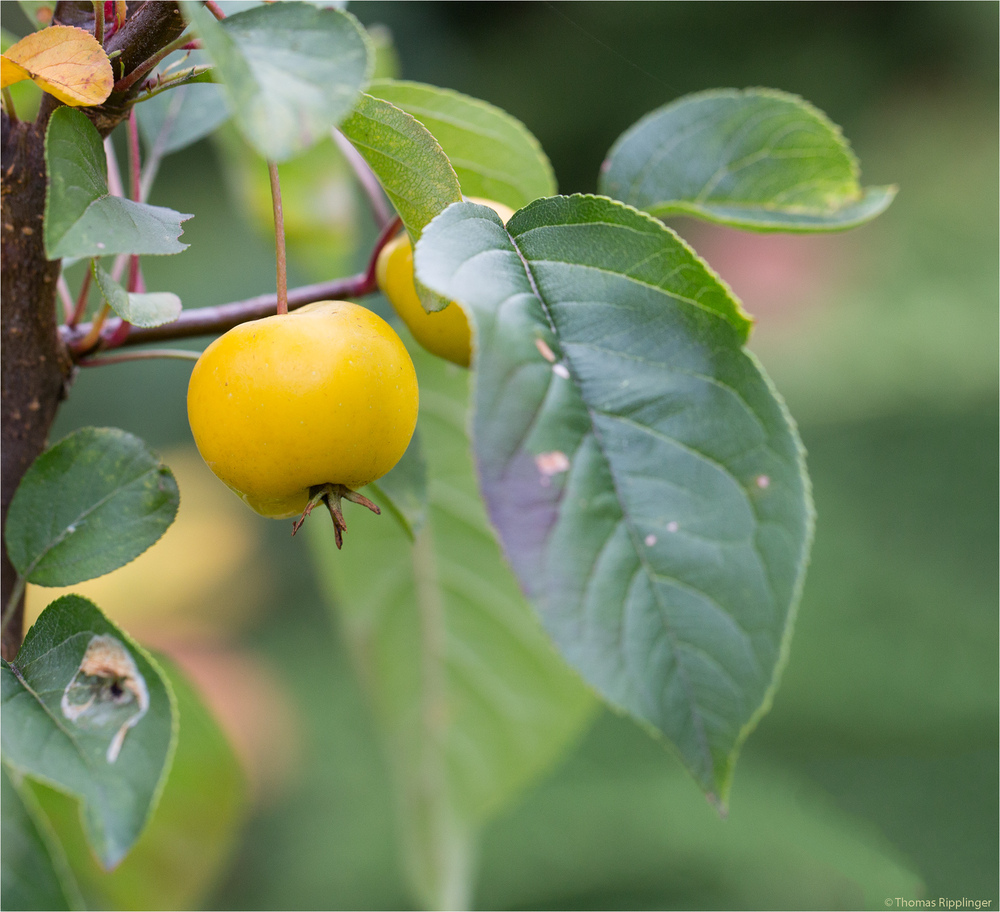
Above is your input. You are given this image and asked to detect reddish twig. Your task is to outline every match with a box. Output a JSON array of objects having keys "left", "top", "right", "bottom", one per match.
[
  {"left": 62, "top": 273, "right": 380, "bottom": 349},
  {"left": 204, "top": 0, "right": 227, "bottom": 20},
  {"left": 68, "top": 265, "right": 93, "bottom": 328},
  {"left": 332, "top": 129, "right": 394, "bottom": 230}
]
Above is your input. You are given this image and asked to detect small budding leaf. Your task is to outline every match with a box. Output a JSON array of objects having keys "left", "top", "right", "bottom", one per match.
[
  {"left": 44, "top": 108, "right": 192, "bottom": 259},
  {"left": 91, "top": 260, "right": 182, "bottom": 328},
  {"left": 0, "top": 25, "right": 112, "bottom": 107}
]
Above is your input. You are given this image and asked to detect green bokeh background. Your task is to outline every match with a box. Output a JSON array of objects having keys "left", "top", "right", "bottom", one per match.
[{"left": 29, "top": 2, "right": 998, "bottom": 909}]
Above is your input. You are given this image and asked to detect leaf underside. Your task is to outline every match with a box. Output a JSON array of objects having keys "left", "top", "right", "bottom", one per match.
[
  {"left": 599, "top": 87, "right": 895, "bottom": 232},
  {"left": 415, "top": 195, "right": 813, "bottom": 801},
  {"left": 182, "top": 1, "right": 372, "bottom": 162}
]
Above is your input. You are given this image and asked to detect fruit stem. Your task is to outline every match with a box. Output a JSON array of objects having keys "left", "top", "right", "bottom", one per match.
[
  {"left": 291, "top": 483, "right": 381, "bottom": 548},
  {"left": 268, "top": 160, "right": 289, "bottom": 316},
  {"left": 127, "top": 109, "right": 141, "bottom": 203}
]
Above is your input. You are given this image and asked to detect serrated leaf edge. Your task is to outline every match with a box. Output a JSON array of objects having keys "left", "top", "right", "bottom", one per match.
[
  {"left": 368, "top": 77, "right": 558, "bottom": 202},
  {"left": 601, "top": 86, "right": 894, "bottom": 232},
  {"left": 7, "top": 426, "right": 180, "bottom": 586},
  {"left": 417, "top": 193, "right": 812, "bottom": 800}
]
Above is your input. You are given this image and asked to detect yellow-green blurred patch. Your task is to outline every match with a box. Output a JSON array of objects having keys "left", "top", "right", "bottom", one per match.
[{"left": 29, "top": 657, "right": 247, "bottom": 911}]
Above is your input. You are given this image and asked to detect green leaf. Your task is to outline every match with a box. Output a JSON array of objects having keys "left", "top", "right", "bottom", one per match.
[
  {"left": 414, "top": 195, "right": 813, "bottom": 803},
  {"left": 339, "top": 91, "right": 462, "bottom": 311},
  {"left": 1, "top": 596, "right": 177, "bottom": 869},
  {"left": 43, "top": 107, "right": 192, "bottom": 259},
  {"left": 5, "top": 428, "right": 179, "bottom": 587},
  {"left": 366, "top": 426, "right": 428, "bottom": 539},
  {"left": 309, "top": 344, "right": 594, "bottom": 909},
  {"left": 368, "top": 79, "right": 556, "bottom": 209},
  {"left": 181, "top": 1, "right": 372, "bottom": 162},
  {"left": 340, "top": 92, "right": 462, "bottom": 243},
  {"left": 26, "top": 656, "right": 247, "bottom": 911},
  {"left": 90, "top": 260, "right": 182, "bottom": 328},
  {"left": 599, "top": 88, "right": 896, "bottom": 232},
  {"left": 1, "top": 764, "right": 83, "bottom": 911}
]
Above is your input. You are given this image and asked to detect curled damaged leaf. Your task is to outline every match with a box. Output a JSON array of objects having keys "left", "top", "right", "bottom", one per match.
[
  {"left": 1, "top": 596, "right": 176, "bottom": 869},
  {"left": 92, "top": 260, "right": 182, "bottom": 328},
  {"left": 1, "top": 25, "right": 113, "bottom": 107},
  {"left": 61, "top": 634, "right": 150, "bottom": 764}
]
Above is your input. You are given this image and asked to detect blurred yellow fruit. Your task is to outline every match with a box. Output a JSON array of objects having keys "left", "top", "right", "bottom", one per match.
[{"left": 376, "top": 197, "right": 516, "bottom": 367}]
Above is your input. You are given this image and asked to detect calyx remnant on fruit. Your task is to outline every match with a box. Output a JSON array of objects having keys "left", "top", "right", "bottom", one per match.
[
  {"left": 186, "top": 300, "right": 418, "bottom": 544},
  {"left": 376, "top": 197, "right": 515, "bottom": 367}
]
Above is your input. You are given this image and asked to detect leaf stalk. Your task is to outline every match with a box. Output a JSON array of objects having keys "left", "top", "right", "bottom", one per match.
[{"left": 0, "top": 576, "right": 26, "bottom": 641}]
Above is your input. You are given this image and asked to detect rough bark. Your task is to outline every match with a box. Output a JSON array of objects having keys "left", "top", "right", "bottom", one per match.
[
  {"left": 1, "top": 110, "right": 69, "bottom": 660},
  {"left": 1, "top": 1, "right": 185, "bottom": 660}
]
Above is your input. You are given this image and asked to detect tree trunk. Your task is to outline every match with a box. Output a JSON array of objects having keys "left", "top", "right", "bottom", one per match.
[
  {"left": 1, "top": 110, "right": 70, "bottom": 660},
  {"left": 1, "top": 1, "right": 186, "bottom": 660}
]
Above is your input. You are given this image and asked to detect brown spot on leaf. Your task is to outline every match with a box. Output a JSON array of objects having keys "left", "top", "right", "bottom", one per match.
[
  {"left": 61, "top": 634, "right": 150, "bottom": 763},
  {"left": 535, "top": 450, "right": 570, "bottom": 477},
  {"left": 535, "top": 338, "right": 556, "bottom": 363}
]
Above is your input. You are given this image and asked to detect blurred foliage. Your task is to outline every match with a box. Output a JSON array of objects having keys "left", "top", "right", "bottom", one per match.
[
  {"left": 29, "top": 657, "right": 247, "bottom": 911},
  {"left": 34, "top": 2, "right": 998, "bottom": 909}
]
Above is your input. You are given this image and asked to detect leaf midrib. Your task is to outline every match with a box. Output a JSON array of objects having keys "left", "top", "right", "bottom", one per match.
[{"left": 504, "top": 226, "right": 718, "bottom": 782}]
